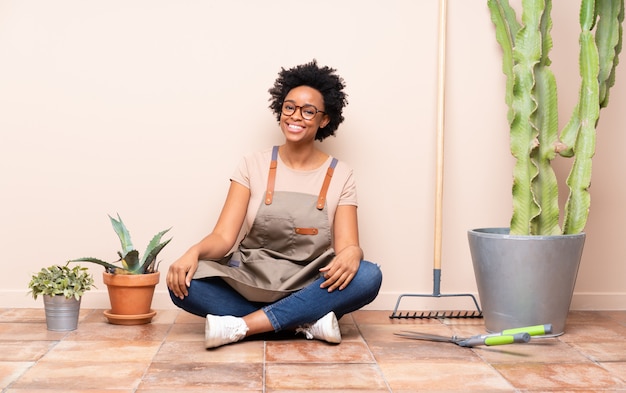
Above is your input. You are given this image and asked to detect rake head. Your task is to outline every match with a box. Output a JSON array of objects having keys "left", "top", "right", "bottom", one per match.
[
  {"left": 389, "top": 310, "right": 483, "bottom": 319},
  {"left": 390, "top": 292, "right": 483, "bottom": 319}
]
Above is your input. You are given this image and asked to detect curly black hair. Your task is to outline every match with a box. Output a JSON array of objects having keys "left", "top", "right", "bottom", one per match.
[{"left": 268, "top": 60, "right": 348, "bottom": 141}]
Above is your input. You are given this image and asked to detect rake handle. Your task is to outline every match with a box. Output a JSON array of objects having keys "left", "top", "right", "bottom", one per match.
[{"left": 433, "top": 0, "right": 447, "bottom": 272}]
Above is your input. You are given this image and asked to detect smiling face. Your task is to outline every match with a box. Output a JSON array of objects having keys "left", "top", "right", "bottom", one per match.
[{"left": 280, "top": 86, "right": 330, "bottom": 145}]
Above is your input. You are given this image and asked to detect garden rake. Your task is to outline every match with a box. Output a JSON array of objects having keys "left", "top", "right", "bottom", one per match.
[{"left": 390, "top": 0, "right": 482, "bottom": 320}]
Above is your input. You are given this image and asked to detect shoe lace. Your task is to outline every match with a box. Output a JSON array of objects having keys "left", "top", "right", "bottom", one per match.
[
  {"left": 228, "top": 323, "right": 248, "bottom": 340},
  {"left": 295, "top": 324, "right": 315, "bottom": 339}
]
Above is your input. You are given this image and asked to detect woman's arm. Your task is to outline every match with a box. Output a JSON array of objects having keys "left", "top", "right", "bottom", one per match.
[
  {"left": 166, "top": 181, "right": 250, "bottom": 299},
  {"left": 319, "top": 204, "right": 363, "bottom": 292}
]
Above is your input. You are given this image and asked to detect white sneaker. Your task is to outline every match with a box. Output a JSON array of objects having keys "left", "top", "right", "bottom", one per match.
[
  {"left": 205, "top": 314, "right": 249, "bottom": 348},
  {"left": 297, "top": 312, "right": 341, "bottom": 344}
]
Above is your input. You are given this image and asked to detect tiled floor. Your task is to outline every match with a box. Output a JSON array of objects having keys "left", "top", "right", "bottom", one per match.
[{"left": 0, "top": 309, "right": 625, "bottom": 392}]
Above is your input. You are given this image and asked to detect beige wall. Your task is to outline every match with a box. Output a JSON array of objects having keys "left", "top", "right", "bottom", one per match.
[{"left": 1, "top": 0, "right": 624, "bottom": 310}]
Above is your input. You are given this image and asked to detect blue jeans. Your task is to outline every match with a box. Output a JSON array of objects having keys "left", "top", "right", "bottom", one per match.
[{"left": 169, "top": 260, "right": 382, "bottom": 331}]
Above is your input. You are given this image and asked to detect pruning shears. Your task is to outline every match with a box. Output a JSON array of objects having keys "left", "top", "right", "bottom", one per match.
[{"left": 394, "top": 323, "right": 552, "bottom": 348}]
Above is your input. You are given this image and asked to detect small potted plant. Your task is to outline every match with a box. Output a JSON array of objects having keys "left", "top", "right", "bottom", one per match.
[
  {"left": 70, "top": 214, "right": 172, "bottom": 325},
  {"left": 28, "top": 263, "right": 94, "bottom": 331}
]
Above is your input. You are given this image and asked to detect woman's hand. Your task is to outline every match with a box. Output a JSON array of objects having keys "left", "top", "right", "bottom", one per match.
[
  {"left": 319, "top": 245, "right": 362, "bottom": 292},
  {"left": 322, "top": 204, "right": 362, "bottom": 292},
  {"left": 166, "top": 249, "right": 199, "bottom": 299},
  {"left": 167, "top": 181, "right": 250, "bottom": 300}
]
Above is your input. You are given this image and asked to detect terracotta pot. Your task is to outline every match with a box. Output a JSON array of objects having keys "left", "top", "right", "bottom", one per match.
[{"left": 102, "top": 271, "right": 159, "bottom": 325}]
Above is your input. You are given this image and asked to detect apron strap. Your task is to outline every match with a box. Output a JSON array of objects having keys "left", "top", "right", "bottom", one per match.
[
  {"left": 317, "top": 158, "right": 338, "bottom": 210},
  {"left": 265, "top": 145, "right": 338, "bottom": 209},
  {"left": 265, "top": 146, "right": 279, "bottom": 205}
]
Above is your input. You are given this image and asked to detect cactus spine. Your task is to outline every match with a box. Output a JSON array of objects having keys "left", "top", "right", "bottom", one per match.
[{"left": 489, "top": 0, "right": 624, "bottom": 235}]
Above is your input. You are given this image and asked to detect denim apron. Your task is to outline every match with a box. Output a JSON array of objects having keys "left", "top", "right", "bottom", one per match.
[{"left": 194, "top": 146, "right": 338, "bottom": 302}]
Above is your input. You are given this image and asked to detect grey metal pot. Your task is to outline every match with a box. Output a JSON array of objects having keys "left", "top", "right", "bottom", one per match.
[
  {"left": 43, "top": 295, "right": 81, "bottom": 331},
  {"left": 468, "top": 228, "right": 585, "bottom": 335}
]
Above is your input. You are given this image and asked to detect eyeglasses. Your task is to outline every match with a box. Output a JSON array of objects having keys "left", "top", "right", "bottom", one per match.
[{"left": 281, "top": 101, "right": 325, "bottom": 120}]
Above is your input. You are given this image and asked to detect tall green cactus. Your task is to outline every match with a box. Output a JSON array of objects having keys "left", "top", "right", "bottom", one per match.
[{"left": 489, "top": 0, "right": 624, "bottom": 235}]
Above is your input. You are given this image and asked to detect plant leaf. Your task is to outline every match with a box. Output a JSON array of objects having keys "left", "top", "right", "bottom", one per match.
[
  {"left": 109, "top": 214, "right": 134, "bottom": 254},
  {"left": 68, "top": 257, "right": 129, "bottom": 274},
  {"left": 28, "top": 263, "right": 94, "bottom": 300},
  {"left": 508, "top": 0, "right": 545, "bottom": 235},
  {"left": 488, "top": 0, "right": 520, "bottom": 124},
  {"left": 139, "top": 228, "right": 171, "bottom": 267},
  {"left": 140, "top": 237, "right": 171, "bottom": 273},
  {"left": 563, "top": 31, "right": 600, "bottom": 234},
  {"left": 531, "top": 65, "right": 561, "bottom": 235},
  {"left": 121, "top": 250, "right": 140, "bottom": 273},
  {"left": 596, "top": 0, "right": 624, "bottom": 107}
]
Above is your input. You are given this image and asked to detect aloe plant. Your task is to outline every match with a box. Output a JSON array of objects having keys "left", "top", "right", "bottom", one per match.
[
  {"left": 70, "top": 214, "right": 172, "bottom": 274},
  {"left": 489, "top": 0, "right": 624, "bottom": 235}
]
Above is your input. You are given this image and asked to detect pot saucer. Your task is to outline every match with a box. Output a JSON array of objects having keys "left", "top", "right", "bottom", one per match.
[{"left": 103, "top": 309, "right": 157, "bottom": 325}]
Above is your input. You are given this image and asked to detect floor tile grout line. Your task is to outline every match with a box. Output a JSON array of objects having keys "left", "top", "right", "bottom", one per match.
[
  {"left": 262, "top": 340, "right": 267, "bottom": 393},
  {"left": 2, "top": 309, "right": 626, "bottom": 391},
  {"left": 133, "top": 309, "right": 180, "bottom": 392},
  {"left": 470, "top": 346, "right": 521, "bottom": 392},
  {"left": 354, "top": 317, "right": 394, "bottom": 393},
  {"left": 2, "top": 329, "right": 71, "bottom": 392}
]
